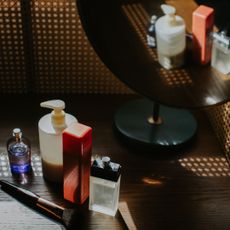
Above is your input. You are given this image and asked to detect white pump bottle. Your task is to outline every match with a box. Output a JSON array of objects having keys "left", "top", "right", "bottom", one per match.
[
  {"left": 38, "top": 100, "right": 77, "bottom": 183},
  {"left": 155, "top": 4, "right": 186, "bottom": 69}
]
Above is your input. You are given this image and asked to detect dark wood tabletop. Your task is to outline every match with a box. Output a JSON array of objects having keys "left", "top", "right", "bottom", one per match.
[
  {"left": 0, "top": 94, "right": 229, "bottom": 229},
  {"left": 76, "top": 0, "right": 230, "bottom": 108}
]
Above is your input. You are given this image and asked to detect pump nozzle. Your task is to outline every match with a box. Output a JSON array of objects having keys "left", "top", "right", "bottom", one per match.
[
  {"left": 40, "top": 100, "right": 66, "bottom": 129},
  {"left": 40, "top": 100, "right": 65, "bottom": 110},
  {"left": 161, "top": 4, "right": 176, "bottom": 26}
]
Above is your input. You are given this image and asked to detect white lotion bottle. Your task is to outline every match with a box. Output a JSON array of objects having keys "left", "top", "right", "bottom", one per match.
[
  {"left": 38, "top": 100, "right": 77, "bottom": 183},
  {"left": 155, "top": 4, "right": 186, "bottom": 69}
]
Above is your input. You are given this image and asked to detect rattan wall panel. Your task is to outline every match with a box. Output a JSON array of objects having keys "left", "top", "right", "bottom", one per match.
[
  {"left": 0, "top": 0, "right": 132, "bottom": 94},
  {"left": 0, "top": 1, "right": 27, "bottom": 93},
  {"left": 30, "top": 0, "right": 131, "bottom": 94},
  {"left": 207, "top": 102, "right": 230, "bottom": 163}
]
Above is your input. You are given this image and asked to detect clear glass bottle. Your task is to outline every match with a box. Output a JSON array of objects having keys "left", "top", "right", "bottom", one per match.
[
  {"left": 211, "top": 31, "right": 230, "bottom": 74},
  {"left": 7, "top": 128, "right": 31, "bottom": 174},
  {"left": 89, "top": 156, "right": 121, "bottom": 216}
]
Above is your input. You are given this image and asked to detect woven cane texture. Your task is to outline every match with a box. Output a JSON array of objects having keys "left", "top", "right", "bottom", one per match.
[
  {"left": 0, "top": 0, "right": 132, "bottom": 94},
  {"left": 206, "top": 102, "right": 230, "bottom": 162}
]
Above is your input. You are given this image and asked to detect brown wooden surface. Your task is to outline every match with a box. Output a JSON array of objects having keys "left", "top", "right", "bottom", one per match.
[
  {"left": 76, "top": 0, "right": 230, "bottom": 108},
  {"left": 0, "top": 94, "right": 229, "bottom": 229}
]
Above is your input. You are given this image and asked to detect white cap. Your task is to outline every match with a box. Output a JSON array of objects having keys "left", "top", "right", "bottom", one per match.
[
  {"left": 13, "top": 128, "right": 21, "bottom": 134},
  {"left": 13, "top": 128, "right": 22, "bottom": 139},
  {"left": 40, "top": 100, "right": 66, "bottom": 129},
  {"left": 102, "top": 156, "right": 111, "bottom": 164}
]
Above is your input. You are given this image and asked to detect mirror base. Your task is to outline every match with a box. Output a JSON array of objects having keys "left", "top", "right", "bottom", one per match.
[{"left": 114, "top": 99, "right": 197, "bottom": 147}]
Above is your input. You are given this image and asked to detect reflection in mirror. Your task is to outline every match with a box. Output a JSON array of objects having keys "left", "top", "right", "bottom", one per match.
[
  {"left": 212, "top": 68, "right": 230, "bottom": 81},
  {"left": 121, "top": 3, "right": 157, "bottom": 60},
  {"left": 121, "top": 3, "right": 193, "bottom": 87}
]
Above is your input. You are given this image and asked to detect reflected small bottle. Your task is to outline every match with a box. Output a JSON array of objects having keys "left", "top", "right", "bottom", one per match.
[
  {"left": 147, "top": 15, "right": 157, "bottom": 48},
  {"left": 7, "top": 128, "right": 31, "bottom": 174},
  {"left": 211, "top": 31, "right": 230, "bottom": 74},
  {"left": 89, "top": 156, "right": 121, "bottom": 216}
]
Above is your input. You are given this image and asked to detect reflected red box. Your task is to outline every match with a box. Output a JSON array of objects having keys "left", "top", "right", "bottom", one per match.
[{"left": 192, "top": 5, "right": 214, "bottom": 65}]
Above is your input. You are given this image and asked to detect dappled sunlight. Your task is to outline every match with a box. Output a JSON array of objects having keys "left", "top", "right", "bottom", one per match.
[
  {"left": 142, "top": 177, "right": 163, "bottom": 185},
  {"left": 178, "top": 156, "right": 230, "bottom": 177}
]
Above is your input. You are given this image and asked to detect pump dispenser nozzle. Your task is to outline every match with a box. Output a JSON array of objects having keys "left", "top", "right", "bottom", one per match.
[
  {"left": 161, "top": 4, "right": 176, "bottom": 26},
  {"left": 40, "top": 100, "right": 66, "bottom": 129}
]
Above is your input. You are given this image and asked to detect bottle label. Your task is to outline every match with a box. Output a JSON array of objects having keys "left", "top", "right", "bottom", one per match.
[
  {"left": 10, "top": 163, "right": 31, "bottom": 174},
  {"left": 8, "top": 142, "right": 31, "bottom": 174}
]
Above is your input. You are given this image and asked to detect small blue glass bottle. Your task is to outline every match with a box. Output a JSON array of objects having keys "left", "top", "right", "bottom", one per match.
[{"left": 7, "top": 128, "right": 31, "bottom": 174}]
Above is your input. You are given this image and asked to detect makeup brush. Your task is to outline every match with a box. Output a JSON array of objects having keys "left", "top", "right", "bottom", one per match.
[{"left": 0, "top": 180, "right": 80, "bottom": 229}]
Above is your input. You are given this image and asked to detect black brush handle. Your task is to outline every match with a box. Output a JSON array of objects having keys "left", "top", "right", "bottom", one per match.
[
  {"left": 0, "top": 180, "right": 39, "bottom": 203},
  {"left": 0, "top": 180, "right": 64, "bottom": 222}
]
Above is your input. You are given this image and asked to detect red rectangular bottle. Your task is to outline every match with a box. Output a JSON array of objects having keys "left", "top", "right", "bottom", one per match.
[
  {"left": 192, "top": 5, "right": 214, "bottom": 65},
  {"left": 63, "top": 122, "right": 92, "bottom": 205}
]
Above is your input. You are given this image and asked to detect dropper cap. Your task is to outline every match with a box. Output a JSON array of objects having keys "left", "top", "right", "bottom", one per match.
[
  {"left": 161, "top": 4, "right": 176, "bottom": 26},
  {"left": 40, "top": 100, "right": 67, "bottom": 129},
  {"left": 13, "top": 128, "right": 22, "bottom": 140}
]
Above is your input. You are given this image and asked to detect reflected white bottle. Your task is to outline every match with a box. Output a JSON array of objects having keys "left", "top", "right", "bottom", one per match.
[
  {"left": 38, "top": 100, "right": 77, "bottom": 183},
  {"left": 155, "top": 4, "right": 186, "bottom": 69}
]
